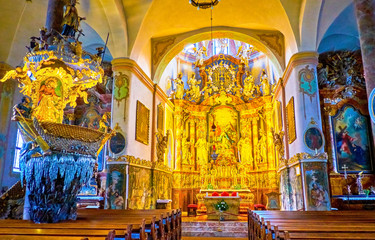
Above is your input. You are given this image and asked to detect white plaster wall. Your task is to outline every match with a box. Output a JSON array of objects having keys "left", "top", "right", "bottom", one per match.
[
  {"left": 284, "top": 62, "right": 323, "bottom": 159},
  {"left": 125, "top": 73, "right": 153, "bottom": 160}
]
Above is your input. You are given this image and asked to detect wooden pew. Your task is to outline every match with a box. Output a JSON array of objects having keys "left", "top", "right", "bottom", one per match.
[
  {"left": 0, "top": 209, "right": 182, "bottom": 240},
  {"left": 248, "top": 210, "right": 375, "bottom": 240}
]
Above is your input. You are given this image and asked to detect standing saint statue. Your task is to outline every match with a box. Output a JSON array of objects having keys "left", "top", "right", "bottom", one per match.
[
  {"left": 187, "top": 73, "right": 201, "bottom": 102},
  {"left": 173, "top": 73, "right": 184, "bottom": 100},
  {"left": 182, "top": 132, "right": 191, "bottom": 164},
  {"left": 195, "top": 134, "right": 208, "bottom": 166},
  {"left": 260, "top": 69, "right": 271, "bottom": 96},
  {"left": 243, "top": 71, "right": 257, "bottom": 98},
  {"left": 61, "top": 0, "right": 86, "bottom": 38},
  {"left": 237, "top": 133, "right": 253, "bottom": 168}
]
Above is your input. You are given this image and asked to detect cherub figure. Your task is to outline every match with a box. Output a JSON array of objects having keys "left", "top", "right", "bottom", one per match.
[
  {"left": 1, "top": 66, "right": 32, "bottom": 96},
  {"left": 193, "top": 46, "right": 207, "bottom": 68}
]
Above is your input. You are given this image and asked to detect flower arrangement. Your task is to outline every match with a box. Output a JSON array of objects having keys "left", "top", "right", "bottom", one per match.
[
  {"left": 207, "top": 183, "right": 214, "bottom": 190},
  {"left": 214, "top": 199, "right": 229, "bottom": 211}
]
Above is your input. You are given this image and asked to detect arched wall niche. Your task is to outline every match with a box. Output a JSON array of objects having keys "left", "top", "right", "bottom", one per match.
[{"left": 151, "top": 27, "right": 285, "bottom": 84}]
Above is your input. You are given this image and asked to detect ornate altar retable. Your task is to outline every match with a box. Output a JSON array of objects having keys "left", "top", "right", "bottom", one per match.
[{"left": 204, "top": 196, "right": 241, "bottom": 220}]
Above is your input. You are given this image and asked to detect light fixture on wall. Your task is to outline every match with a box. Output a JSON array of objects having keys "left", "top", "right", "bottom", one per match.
[{"left": 189, "top": 0, "right": 220, "bottom": 10}]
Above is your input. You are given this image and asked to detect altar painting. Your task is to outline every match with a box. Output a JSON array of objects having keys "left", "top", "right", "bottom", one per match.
[
  {"left": 208, "top": 105, "right": 239, "bottom": 165},
  {"left": 331, "top": 105, "right": 372, "bottom": 172},
  {"left": 106, "top": 169, "right": 126, "bottom": 209},
  {"left": 128, "top": 166, "right": 152, "bottom": 209},
  {"left": 303, "top": 162, "right": 330, "bottom": 211}
]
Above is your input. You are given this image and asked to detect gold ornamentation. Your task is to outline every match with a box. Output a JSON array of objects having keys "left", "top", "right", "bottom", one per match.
[
  {"left": 136, "top": 100, "right": 150, "bottom": 145},
  {"left": 1, "top": 51, "right": 103, "bottom": 124},
  {"left": 286, "top": 96, "right": 296, "bottom": 144},
  {"left": 156, "top": 130, "right": 170, "bottom": 162},
  {"left": 257, "top": 33, "right": 283, "bottom": 57}
]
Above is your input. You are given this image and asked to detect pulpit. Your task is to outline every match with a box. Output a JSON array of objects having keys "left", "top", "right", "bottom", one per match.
[{"left": 204, "top": 196, "right": 240, "bottom": 220}]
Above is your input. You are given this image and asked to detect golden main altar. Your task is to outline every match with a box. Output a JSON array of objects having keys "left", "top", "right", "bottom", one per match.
[{"left": 170, "top": 54, "right": 281, "bottom": 212}]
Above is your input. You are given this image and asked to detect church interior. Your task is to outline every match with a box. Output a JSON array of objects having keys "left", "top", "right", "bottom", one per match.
[{"left": 1, "top": 0, "right": 375, "bottom": 239}]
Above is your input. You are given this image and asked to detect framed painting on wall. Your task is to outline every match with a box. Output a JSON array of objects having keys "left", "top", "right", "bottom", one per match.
[
  {"left": 157, "top": 103, "right": 164, "bottom": 132},
  {"left": 286, "top": 97, "right": 296, "bottom": 144},
  {"left": 304, "top": 127, "right": 324, "bottom": 151},
  {"left": 331, "top": 105, "right": 373, "bottom": 173},
  {"left": 136, "top": 100, "right": 150, "bottom": 145}
]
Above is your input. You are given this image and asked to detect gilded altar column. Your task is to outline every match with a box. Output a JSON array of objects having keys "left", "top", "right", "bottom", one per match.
[
  {"left": 190, "top": 119, "right": 196, "bottom": 168},
  {"left": 265, "top": 102, "right": 275, "bottom": 169},
  {"left": 252, "top": 117, "right": 258, "bottom": 170},
  {"left": 174, "top": 105, "right": 183, "bottom": 171},
  {"left": 354, "top": 0, "right": 375, "bottom": 142}
]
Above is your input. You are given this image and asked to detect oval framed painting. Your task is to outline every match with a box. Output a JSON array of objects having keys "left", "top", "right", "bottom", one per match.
[
  {"left": 109, "top": 132, "right": 126, "bottom": 155},
  {"left": 304, "top": 127, "right": 323, "bottom": 151}
]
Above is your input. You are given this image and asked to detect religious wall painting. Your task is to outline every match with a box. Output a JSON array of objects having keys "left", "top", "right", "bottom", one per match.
[
  {"left": 289, "top": 166, "right": 303, "bottom": 211},
  {"left": 106, "top": 165, "right": 126, "bottom": 210},
  {"left": 273, "top": 100, "right": 282, "bottom": 132},
  {"left": 369, "top": 88, "right": 375, "bottom": 124},
  {"left": 114, "top": 72, "right": 129, "bottom": 105},
  {"left": 157, "top": 103, "right": 164, "bottom": 132},
  {"left": 286, "top": 97, "right": 296, "bottom": 144},
  {"left": 109, "top": 132, "right": 126, "bottom": 155},
  {"left": 331, "top": 105, "right": 373, "bottom": 172},
  {"left": 128, "top": 166, "right": 152, "bottom": 209},
  {"left": 304, "top": 127, "right": 324, "bottom": 151},
  {"left": 136, "top": 100, "right": 150, "bottom": 145},
  {"left": 303, "top": 162, "right": 331, "bottom": 211}
]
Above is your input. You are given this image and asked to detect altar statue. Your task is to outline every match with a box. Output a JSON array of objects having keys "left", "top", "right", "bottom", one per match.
[
  {"left": 261, "top": 69, "right": 271, "bottom": 96},
  {"left": 182, "top": 132, "right": 191, "bottom": 164},
  {"left": 236, "top": 46, "right": 253, "bottom": 67},
  {"left": 256, "top": 130, "right": 267, "bottom": 163},
  {"left": 187, "top": 73, "right": 201, "bottom": 102},
  {"left": 238, "top": 133, "right": 253, "bottom": 168},
  {"left": 173, "top": 73, "right": 184, "bottom": 99},
  {"left": 243, "top": 71, "right": 256, "bottom": 98},
  {"left": 61, "top": 0, "right": 86, "bottom": 37},
  {"left": 195, "top": 134, "right": 208, "bottom": 165}
]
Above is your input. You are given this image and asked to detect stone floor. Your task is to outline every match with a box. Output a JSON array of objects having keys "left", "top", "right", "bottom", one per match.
[{"left": 182, "top": 215, "right": 248, "bottom": 238}]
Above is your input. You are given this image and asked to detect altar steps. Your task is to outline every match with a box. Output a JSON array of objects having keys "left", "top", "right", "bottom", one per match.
[{"left": 182, "top": 221, "right": 247, "bottom": 238}]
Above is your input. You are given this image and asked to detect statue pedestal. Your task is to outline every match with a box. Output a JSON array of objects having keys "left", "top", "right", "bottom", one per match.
[{"left": 204, "top": 196, "right": 240, "bottom": 220}]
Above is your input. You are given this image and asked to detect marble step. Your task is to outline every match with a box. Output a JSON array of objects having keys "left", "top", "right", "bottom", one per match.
[{"left": 182, "top": 221, "right": 247, "bottom": 238}]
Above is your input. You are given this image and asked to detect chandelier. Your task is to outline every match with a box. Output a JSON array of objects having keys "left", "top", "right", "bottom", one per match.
[{"left": 189, "top": 0, "right": 220, "bottom": 9}]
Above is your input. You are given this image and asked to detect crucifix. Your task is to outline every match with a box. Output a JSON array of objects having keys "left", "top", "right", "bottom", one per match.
[{"left": 342, "top": 164, "right": 348, "bottom": 179}]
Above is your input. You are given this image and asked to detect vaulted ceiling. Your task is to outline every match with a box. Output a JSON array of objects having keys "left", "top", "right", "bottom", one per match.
[{"left": 0, "top": 0, "right": 358, "bottom": 77}]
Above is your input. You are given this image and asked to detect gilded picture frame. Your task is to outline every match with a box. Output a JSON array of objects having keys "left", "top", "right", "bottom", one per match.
[
  {"left": 157, "top": 103, "right": 164, "bottom": 132},
  {"left": 136, "top": 100, "right": 150, "bottom": 145},
  {"left": 286, "top": 97, "right": 296, "bottom": 144}
]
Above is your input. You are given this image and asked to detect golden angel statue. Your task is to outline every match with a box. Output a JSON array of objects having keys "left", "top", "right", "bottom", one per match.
[
  {"left": 193, "top": 46, "right": 207, "bottom": 68},
  {"left": 1, "top": 66, "right": 33, "bottom": 96}
]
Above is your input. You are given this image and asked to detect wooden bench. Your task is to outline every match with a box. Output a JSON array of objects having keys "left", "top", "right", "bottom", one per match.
[
  {"left": 248, "top": 210, "right": 375, "bottom": 240},
  {"left": 0, "top": 209, "right": 182, "bottom": 240}
]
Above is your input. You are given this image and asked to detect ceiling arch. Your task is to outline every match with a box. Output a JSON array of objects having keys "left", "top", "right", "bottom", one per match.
[{"left": 151, "top": 27, "right": 285, "bottom": 84}]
